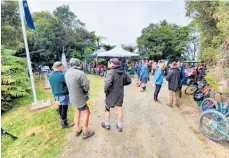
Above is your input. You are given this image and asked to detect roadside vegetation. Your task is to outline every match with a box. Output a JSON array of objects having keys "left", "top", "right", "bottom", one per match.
[{"left": 1, "top": 75, "right": 103, "bottom": 158}]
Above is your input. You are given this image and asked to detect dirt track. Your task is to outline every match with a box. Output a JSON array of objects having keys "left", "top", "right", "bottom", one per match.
[{"left": 61, "top": 78, "right": 229, "bottom": 158}]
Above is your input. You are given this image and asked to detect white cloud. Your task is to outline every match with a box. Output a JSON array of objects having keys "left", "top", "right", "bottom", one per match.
[{"left": 28, "top": 0, "right": 191, "bottom": 46}]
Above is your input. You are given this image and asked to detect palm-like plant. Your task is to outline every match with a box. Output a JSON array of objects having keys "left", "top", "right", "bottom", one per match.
[
  {"left": 90, "top": 32, "right": 107, "bottom": 48},
  {"left": 95, "top": 35, "right": 107, "bottom": 47},
  {"left": 121, "top": 44, "right": 136, "bottom": 52}
]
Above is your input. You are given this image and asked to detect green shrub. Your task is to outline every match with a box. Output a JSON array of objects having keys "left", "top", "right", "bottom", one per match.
[
  {"left": 205, "top": 72, "right": 220, "bottom": 91},
  {"left": 1, "top": 47, "right": 30, "bottom": 112}
]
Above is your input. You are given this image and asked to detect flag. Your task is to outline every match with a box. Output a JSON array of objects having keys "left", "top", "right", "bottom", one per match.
[{"left": 22, "top": 0, "right": 35, "bottom": 30}]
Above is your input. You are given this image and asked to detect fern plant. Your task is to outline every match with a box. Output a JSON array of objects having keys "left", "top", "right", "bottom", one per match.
[{"left": 1, "top": 47, "right": 30, "bottom": 112}]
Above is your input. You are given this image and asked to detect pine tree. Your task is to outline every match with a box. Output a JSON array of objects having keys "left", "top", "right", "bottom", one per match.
[{"left": 1, "top": 47, "right": 30, "bottom": 112}]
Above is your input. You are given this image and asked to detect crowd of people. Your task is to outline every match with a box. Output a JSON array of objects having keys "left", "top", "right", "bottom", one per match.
[
  {"left": 135, "top": 60, "right": 205, "bottom": 106},
  {"left": 80, "top": 59, "right": 159, "bottom": 77},
  {"left": 48, "top": 57, "right": 205, "bottom": 140},
  {"left": 134, "top": 60, "right": 185, "bottom": 106},
  {"left": 80, "top": 61, "right": 107, "bottom": 76}
]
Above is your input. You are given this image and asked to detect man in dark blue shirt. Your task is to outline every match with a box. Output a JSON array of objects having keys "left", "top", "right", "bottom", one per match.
[{"left": 166, "top": 62, "right": 182, "bottom": 107}]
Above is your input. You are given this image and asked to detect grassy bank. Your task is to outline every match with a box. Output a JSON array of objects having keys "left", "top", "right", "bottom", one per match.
[{"left": 1, "top": 75, "right": 103, "bottom": 158}]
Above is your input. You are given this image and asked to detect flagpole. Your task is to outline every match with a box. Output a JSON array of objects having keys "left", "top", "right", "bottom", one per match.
[{"left": 18, "top": 0, "right": 37, "bottom": 103}]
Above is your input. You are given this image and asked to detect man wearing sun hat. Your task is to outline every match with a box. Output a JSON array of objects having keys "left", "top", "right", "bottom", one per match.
[
  {"left": 101, "top": 58, "right": 132, "bottom": 132},
  {"left": 166, "top": 61, "right": 182, "bottom": 107},
  {"left": 49, "top": 61, "right": 74, "bottom": 128}
]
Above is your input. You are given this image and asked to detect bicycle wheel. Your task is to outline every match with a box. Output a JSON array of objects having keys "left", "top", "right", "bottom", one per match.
[
  {"left": 185, "top": 86, "right": 198, "bottom": 95},
  {"left": 200, "top": 110, "right": 229, "bottom": 141},
  {"left": 200, "top": 98, "right": 218, "bottom": 112}
]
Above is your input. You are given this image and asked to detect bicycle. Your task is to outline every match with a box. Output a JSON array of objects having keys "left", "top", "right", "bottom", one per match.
[
  {"left": 194, "top": 86, "right": 212, "bottom": 106},
  {"left": 200, "top": 110, "right": 229, "bottom": 141},
  {"left": 200, "top": 92, "right": 229, "bottom": 115},
  {"left": 185, "top": 81, "right": 209, "bottom": 95}
]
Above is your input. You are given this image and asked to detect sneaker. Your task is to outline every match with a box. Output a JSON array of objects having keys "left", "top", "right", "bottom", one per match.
[
  {"left": 76, "top": 128, "right": 82, "bottom": 137},
  {"left": 61, "top": 120, "right": 74, "bottom": 128},
  {"left": 82, "top": 130, "right": 95, "bottom": 139},
  {"left": 101, "top": 121, "right": 110, "bottom": 130},
  {"left": 167, "top": 104, "right": 173, "bottom": 107},
  {"left": 116, "top": 124, "right": 123, "bottom": 132}
]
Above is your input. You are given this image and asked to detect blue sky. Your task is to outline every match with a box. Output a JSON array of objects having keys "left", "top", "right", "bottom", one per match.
[{"left": 29, "top": 0, "right": 191, "bottom": 46}]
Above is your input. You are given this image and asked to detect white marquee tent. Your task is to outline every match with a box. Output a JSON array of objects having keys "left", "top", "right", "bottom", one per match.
[{"left": 97, "top": 46, "right": 139, "bottom": 57}]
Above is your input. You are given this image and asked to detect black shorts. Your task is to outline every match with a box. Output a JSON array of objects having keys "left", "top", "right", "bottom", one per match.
[
  {"left": 105, "top": 104, "right": 122, "bottom": 112},
  {"left": 77, "top": 104, "right": 89, "bottom": 111}
]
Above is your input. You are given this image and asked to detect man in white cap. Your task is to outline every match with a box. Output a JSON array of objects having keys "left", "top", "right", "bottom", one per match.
[{"left": 101, "top": 58, "right": 132, "bottom": 132}]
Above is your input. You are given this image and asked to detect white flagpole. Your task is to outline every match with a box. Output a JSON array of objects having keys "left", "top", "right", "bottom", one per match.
[{"left": 18, "top": 0, "right": 37, "bottom": 103}]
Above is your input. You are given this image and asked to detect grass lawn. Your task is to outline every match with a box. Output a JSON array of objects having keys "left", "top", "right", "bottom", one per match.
[{"left": 1, "top": 75, "right": 103, "bottom": 158}]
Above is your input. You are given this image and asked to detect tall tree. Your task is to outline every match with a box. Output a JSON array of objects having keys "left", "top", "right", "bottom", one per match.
[
  {"left": 183, "top": 23, "right": 200, "bottom": 61},
  {"left": 185, "top": 1, "right": 221, "bottom": 64},
  {"left": 1, "top": 0, "right": 21, "bottom": 49},
  {"left": 26, "top": 11, "right": 65, "bottom": 65},
  {"left": 137, "top": 20, "right": 190, "bottom": 60},
  {"left": 26, "top": 7, "right": 100, "bottom": 65},
  {"left": 186, "top": 1, "right": 229, "bottom": 91},
  {"left": 214, "top": 1, "right": 229, "bottom": 39},
  {"left": 214, "top": 1, "right": 229, "bottom": 68},
  {"left": 53, "top": 5, "right": 98, "bottom": 60},
  {"left": 53, "top": 4, "right": 85, "bottom": 29},
  {"left": 2, "top": 2, "right": 105, "bottom": 66}
]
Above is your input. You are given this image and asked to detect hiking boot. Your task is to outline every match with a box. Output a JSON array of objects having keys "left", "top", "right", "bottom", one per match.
[
  {"left": 82, "top": 130, "right": 95, "bottom": 139},
  {"left": 101, "top": 121, "right": 110, "bottom": 130},
  {"left": 154, "top": 100, "right": 161, "bottom": 104},
  {"left": 116, "top": 124, "right": 123, "bottom": 132},
  {"left": 61, "top": 120, "right": 74, "bottom": 128},
  {"left": 167, "top": 104, "right": 173, "bottom": 107},
  {"left": 76, "top": 128, "right": 82, "bottom": 137}
]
